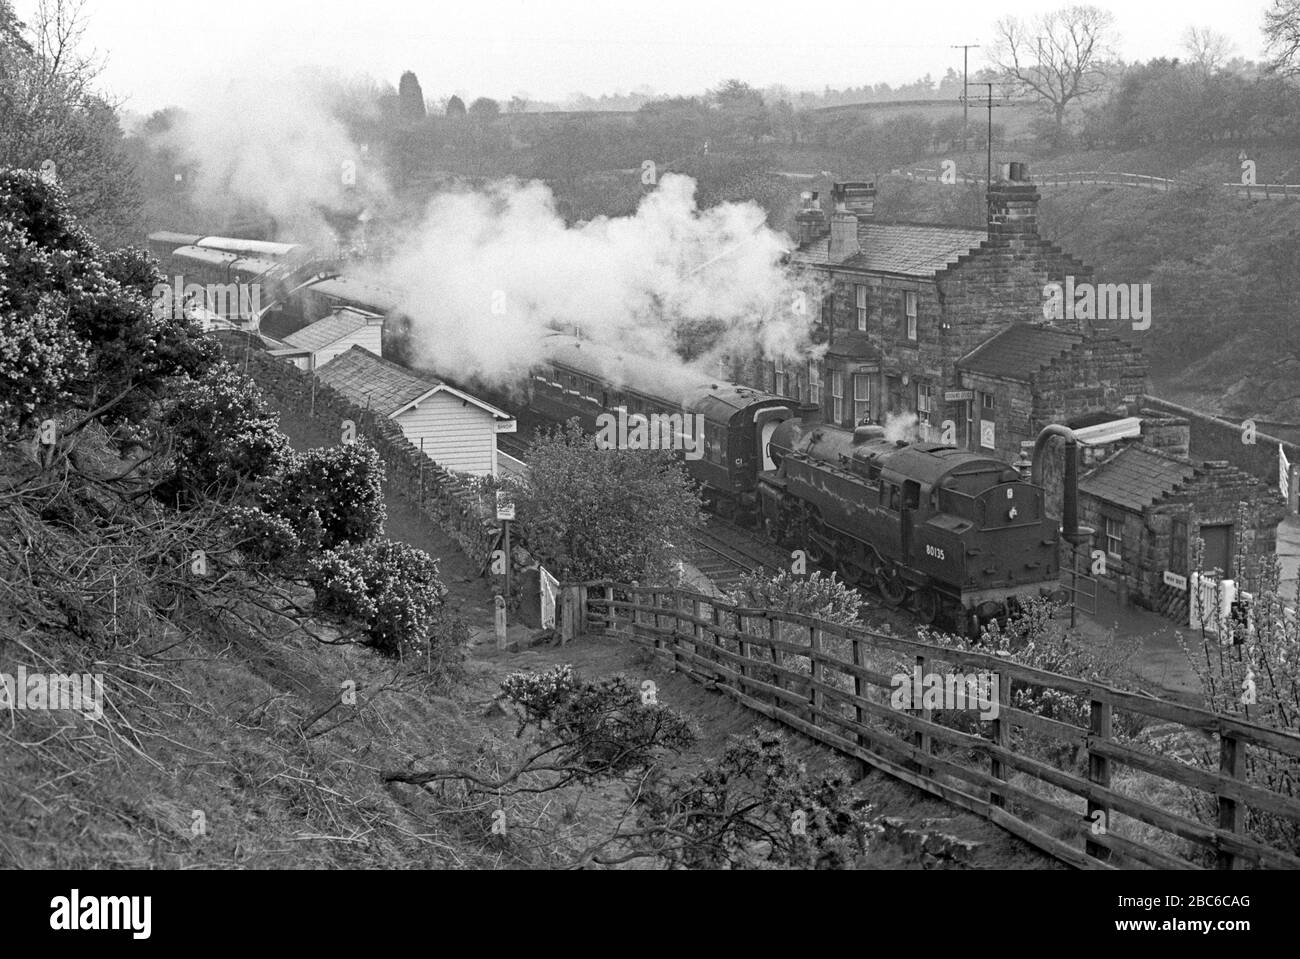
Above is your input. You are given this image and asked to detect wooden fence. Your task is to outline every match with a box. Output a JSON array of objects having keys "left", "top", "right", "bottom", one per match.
[
  {"left": 891, "top": 168, "right": 1300, "bottom": 199},
  {"left": 558, "top": 581, "right": 1300, "bottom": 870}
]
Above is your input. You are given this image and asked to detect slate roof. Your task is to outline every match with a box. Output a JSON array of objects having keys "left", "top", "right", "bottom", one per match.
[
  {"left": 316, "top": 347, "right": 512, "bottom": 421},
  {"left": 791, "top": 222, "right": 986, "bottom": 277},
  {"left": 1078, "top": 445, "right": 1197, "bottom": 512},
  {"left": 316, "top": 347, "right": 440, "bottom": 416},
  {"left": 283, "top": 310, "right": 376, "bottom": 353},
  {"left": 957, "top": 324, "right": 1084, "bottom": 382}
]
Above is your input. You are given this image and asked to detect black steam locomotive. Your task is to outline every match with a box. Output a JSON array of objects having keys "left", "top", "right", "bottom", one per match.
[{"left": 759, "top": 419, "right": 1064, "bottom": 627}]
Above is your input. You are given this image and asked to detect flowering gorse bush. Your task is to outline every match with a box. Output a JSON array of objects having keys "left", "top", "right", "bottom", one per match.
[
  {"left": 262, "top": 440, "right": 386, "bottom": 552},
  {"left": 308, "top": 540, "right": 463, "bottom": 673},
  {"left": 159, "top": 364, "right": 291, "bottom": 503}
]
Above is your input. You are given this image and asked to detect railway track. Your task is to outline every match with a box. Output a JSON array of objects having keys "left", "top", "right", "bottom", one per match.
[{"left": 687, "top": 519, "right": 788, "bottom": 591}]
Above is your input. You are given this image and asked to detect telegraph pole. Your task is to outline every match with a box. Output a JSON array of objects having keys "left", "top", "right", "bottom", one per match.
[{"left": 951, "top": 44, "right": 980, "bottom": 153}]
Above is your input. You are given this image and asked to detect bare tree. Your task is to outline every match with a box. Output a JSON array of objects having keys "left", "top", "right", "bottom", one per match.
[
  {"left": 990, "top": 4, "right": 1116, "bottom": 136},
  {"left": 1264, "top": 0, "right": 1300, "bottom": 76},
  {"left": 1182, "top": 25, "right": 1235, "bottom": 77}
]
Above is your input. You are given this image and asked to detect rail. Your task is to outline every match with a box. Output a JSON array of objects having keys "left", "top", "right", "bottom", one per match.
[
  {"left": 889, "top": 168, "right": 1300, "bottom": 199},
  {"left": 557, "top": 581, "right": 1300, "bottom": 870}
]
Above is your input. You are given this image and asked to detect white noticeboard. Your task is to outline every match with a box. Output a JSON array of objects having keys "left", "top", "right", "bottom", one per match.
[
  {"left": 980, "top": 420, "right": 996, "bottom": 450},
  {"left": 495, "top": 491, "right": 516, "bottom": 522},
  {"left": 540, "top": 567, "right": 559, "bottom": 630}
]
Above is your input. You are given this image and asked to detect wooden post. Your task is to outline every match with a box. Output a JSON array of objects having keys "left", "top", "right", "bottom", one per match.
[
  {"left": 808, "top": 624, "right": 824, "bottom": 726},
  {"left": 605, "top": 584, "right": 615, "bottom": 632},
  {"left": 737, "top": 612, "right": 750, "bottom": 691},
  {"left": 1086, "top": 699, "right": 1113, "bottom": 861},
  {"left": 1216, "top": 734, "right": 1244, "bottom": 870},
  {"left": 990, "top": 670, "right": 1012, "bottom": 808},
  {"left": 419, "top": 438, "right": 425, "bottom": 506},
  {"left": 915, "top": 654, "right": 931, "bottom": 768},
  {"left": 672, "top": 591, "right": 683, "bottom": 673},
  {"left": 494, "top": 595, "right": 508, "bottom": 650},
  {"left": 559, "top": 586, "right": 577, "bottom": 645},
  {"left": 769, "top": 617, "right": 783, "bottom": 707},
  {"left": 653, "top": 589, "right": 662, "bottom": 659},
  {"left": 710, "top": 603, "right": 722, "bottom": 681}
]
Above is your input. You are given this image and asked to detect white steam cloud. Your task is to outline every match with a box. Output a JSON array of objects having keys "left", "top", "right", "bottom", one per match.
[
  {"left": 882, "top": 411, "right": 920, "bottom": 444},
  {"left": 378, "top": 174, "right": 816, "bottom": 397},
  {"left": 160, "top": 70, "right": 388, "bottom": 247}
]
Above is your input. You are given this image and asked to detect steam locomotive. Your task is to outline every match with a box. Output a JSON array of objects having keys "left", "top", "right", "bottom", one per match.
[
  {"left": 384, "top": 315, "right": 1063, "bottom": 629},
  {"left": 759, "top": 420, "right": 1064, "bottom": 628}
]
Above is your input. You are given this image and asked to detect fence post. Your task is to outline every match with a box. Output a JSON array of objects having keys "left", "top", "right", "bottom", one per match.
[
  {"left": 990, "top": 670, "right": 1012, "bottom": 809},
  {"left": 709, "top": 603, "right": 722, "bottom": 681},
  {"left": 737, "top": 611, "right": 750, "bottom": 691},
  {"left": 560, "top": 586, "right": 578, "bottom": 645},
  {"left": 915, "top": 654, "right": 931, "bottom": 771},
  {"left": 652, "top": 589, "right": 662, "bottom": 658},
  {"left": 1085, "top": 698, "right": 1113, "bottom": 862},
  {"left": 809, "top": 624, "right": 824, "bottom": 727},
  {"left": 851, "top": 636, "right": 866, "bottom": 749},
  {"left": 1216, "top": 734, "right": 1244, "bottom": 870},
  {"left": 605, "top": 584, "right": 615, "bottom": 632},
  {"left": 769, "top": 617, "right": 783, "bottom": 708}
]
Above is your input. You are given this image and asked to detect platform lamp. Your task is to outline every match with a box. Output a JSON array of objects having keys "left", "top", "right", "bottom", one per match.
[{"left": 1029, "top": 425, "right": 1096, "bottom": 628}]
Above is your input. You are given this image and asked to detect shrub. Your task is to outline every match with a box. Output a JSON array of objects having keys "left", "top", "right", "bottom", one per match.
[
  {"left": 262, "top": 441, "right": 386, "bottom": 551},
  {"left": 159, "top": 364, "right": 291, "bottom": 502},
  {"left": 308, "top": 540, "right": 463, "bottom": 672}
]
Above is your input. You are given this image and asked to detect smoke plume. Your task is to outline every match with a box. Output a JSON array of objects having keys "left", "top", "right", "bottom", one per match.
[{"left": 378, "top": 173, "right": 817, "bottom": 397}]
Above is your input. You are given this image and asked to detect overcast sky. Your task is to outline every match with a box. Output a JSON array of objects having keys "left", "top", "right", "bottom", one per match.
[{"left": 18, "top": 0, "right": 1276, "bottom": 112}]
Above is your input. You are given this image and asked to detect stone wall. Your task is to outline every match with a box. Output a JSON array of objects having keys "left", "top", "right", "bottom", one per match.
[{"left": 1142, "top": 394, "right": 1300, "bottom": 489}]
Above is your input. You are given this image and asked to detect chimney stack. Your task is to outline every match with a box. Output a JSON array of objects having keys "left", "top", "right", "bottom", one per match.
[
  {"left": 794, "top": 190, "right": 826, "bottom": 246},
  {"left": 828, "top": 181, "right": 868, "bottom": 261},
  {"left": 987, "top": 162, "right": 1040, "bottom": 240},
  {"left": 1138, "top": 410, "right": 1191, "bottom": 461}
]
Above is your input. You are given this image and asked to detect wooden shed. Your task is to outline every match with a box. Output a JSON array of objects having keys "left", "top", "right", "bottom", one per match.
[{"left": 316, "top": 347, "right": 516, "bottom": 478}]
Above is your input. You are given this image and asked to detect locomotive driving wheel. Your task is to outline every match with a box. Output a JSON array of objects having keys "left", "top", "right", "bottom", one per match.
[
  {"left": 913, "top": 587, "right": 939, "bottom": 625},
  {"left": 879, "top": 566, "right": 908, "bottom": 608}
]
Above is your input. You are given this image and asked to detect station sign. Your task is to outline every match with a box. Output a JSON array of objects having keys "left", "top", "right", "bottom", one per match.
[
  {"left": 1163, "top": 571, "right": 1188, "bottom": 591},
  {"left": 944, "top": 390, "right": 974, "bottom": 402}
]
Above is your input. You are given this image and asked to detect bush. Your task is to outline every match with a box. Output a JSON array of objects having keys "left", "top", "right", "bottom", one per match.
[
  {"left": 308, "top": 540, "right": 463, "bottom": 672},
  {"left": 159, "top": 364, "right": 291, "bottom": 502},
  {"left": 263, "top": 441, "right": 386, "bottom": 552},
  {"left": 223, "top": 505, "right": 303, "bottom": 569}
]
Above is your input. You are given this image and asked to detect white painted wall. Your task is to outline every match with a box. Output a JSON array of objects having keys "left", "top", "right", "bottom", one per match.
[{"left": 395, "top": 392, "right": 498, "bottom": 477}]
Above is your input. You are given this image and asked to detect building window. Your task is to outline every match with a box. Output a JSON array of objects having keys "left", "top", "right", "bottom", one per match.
[
  {"left": 773, "top": 357, "right": 787, "bottom": 396},
  {"left": 982, "top": 392, "right": 995, "bottom": 411},
  {"left": 916, "top": 382, "right": 932, "bottom": 422},
  {"left": 1105, "top": 516, "right": 1123, "bottom": 560},
  {"left": 808, "top": 362, "right": 822, "bottom": 406},
  {"left": 905, "top": 292, "right": 918, "bottom": 341},
  {"left": 821, "top": 294, "right": 835, "bottom": 328},
  {"left": 831, "top": 371, "right": 844, "bottom": 424},
  {"left": 853, "top": 374, "right": 872, "bottom": 425},
  {"left": 855, "top": 284, "right": 868, "bottom": 332}
]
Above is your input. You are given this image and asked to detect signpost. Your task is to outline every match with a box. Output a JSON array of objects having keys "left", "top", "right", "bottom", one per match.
[{"left": 1163, "top": 571, "right": 1188, "bottom": 592}]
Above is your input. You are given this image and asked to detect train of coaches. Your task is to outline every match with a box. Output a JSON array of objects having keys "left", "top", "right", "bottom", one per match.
[{"left": 150, "top": 231, "right": 1066, "bottom": 632}]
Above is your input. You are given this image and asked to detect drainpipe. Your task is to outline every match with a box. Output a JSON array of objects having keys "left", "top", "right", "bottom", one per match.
[{"left": 1030, "top": 424, "right": 1096, "bottom": 626}]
